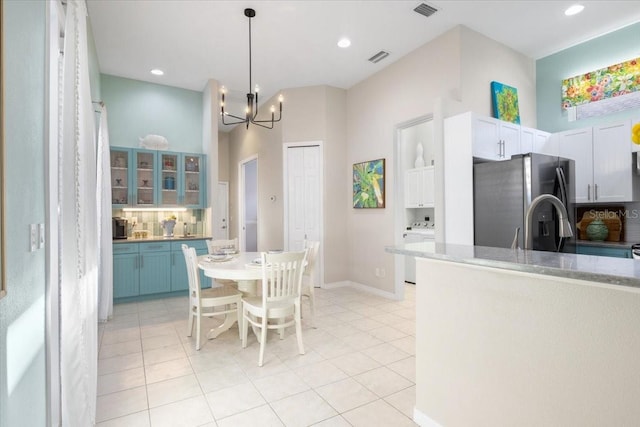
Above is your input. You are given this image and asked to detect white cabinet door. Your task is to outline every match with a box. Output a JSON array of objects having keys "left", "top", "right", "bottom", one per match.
[
  {"left": 557, "top": 128, "right": 593, "bottom": 203},
  {"left": 593, "top": 120, "right": 632, "bottom": 202},
  {"left": 524, "top": 127, "right": 556, "bottom": 156},
  {"left": 472, "top": 116, "right": 501, "bottom": 160},
  {"left": 405, "top": 167, "right": 435, "bottom": 208},
  {"left": 500, "top": 121, "right": 521, "bottom": 159},
  {"left": 472, "top": 115, "right": 520, "bottom": 161},
  {"left": 422, "top": 167, "right": 435, "bottom": 206}
]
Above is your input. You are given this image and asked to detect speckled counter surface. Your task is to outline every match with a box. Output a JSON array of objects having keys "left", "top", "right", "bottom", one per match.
[
  {"left": 113, "top": 235, "right": 211, "bottom": 243},
  {"left": 386, "top": 241, "right": 640, "bottom": 289}
]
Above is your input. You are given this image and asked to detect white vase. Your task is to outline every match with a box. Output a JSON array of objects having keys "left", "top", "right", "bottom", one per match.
[{"left": 414, "top": 142, "right": 426, "bottom": 168}]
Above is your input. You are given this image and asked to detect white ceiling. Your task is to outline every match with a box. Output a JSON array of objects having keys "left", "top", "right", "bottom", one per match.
[{"left": 87, "top": 0, "right": 640, "bottom": 129}]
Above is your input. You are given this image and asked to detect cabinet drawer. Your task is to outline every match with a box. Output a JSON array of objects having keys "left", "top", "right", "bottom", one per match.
[
  {"left": 171, "top": 239, "right": 208, "bottom": 251},
  {"left": 112, "top": 243, "right": 138, "bottom": 254},
  {"left": 139, "top": 242, "right": 171, "bottom": 253}
]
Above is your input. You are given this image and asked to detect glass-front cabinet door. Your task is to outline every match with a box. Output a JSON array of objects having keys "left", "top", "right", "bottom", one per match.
[
  {"left": 133, "top": 149, "right": 157, "bottom": 207},
  {"left": 182, "top": 154, "right": 205, "bottom": 208},
  {"left": 159, "top": 152, "right": 179, "bottom": 206},
  {"left": 110, "top": 148, "right": 132, "bottom": 207}
]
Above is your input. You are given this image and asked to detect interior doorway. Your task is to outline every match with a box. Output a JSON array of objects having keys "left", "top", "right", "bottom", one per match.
[
  {"left": 239, "top": 157, "right": 258, "bottom": 252},
  {"left": 283, "top": 142, "right": 323, "bottom": 287}
]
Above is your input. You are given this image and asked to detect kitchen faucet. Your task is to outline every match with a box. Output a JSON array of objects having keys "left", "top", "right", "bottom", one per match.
[{"left": 523, "top": 194, "right": 573, "bottom": 250}]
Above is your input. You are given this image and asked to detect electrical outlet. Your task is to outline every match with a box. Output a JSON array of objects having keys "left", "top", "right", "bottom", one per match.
[
  {"left": 379, "top": 268, "right": 386, "bottom": 277},
  {"left": 38, "top": 224, "right": 45, "bottom": 248},
  {"left": 29, "top": 224, "right": 37, "bottom": 252}
]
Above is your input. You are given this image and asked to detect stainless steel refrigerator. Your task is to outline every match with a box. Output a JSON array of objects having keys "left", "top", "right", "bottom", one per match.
[{"left": 473, "top": 153, "right": 575, "bottom": 252}]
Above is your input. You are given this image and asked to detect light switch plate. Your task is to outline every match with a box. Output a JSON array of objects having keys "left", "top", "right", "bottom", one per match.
[
  {"left": 38, "top": 224, "right": 45, "bottom": 248},
  {"left": 29, "top": 224, "right": 37, "bottom": 252}
]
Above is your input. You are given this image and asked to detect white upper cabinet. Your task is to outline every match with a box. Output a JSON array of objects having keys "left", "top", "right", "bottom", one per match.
[
  {"left": 558, "top": 120, "right": 636, "bottom": 203},
  {"left": 592, "top": 120, "right": 633, "bottom": 203},
  {"left": 521, "top": 126, "right": 555, "bottom": 156},
  {"left": 405, "top": 166, "right": 435, "bottom": 208},
  {"left": 472, "top": 115, "right": 521, "bottom": 161},
  {"left": 557, "top": 127, "right": 594, "bottom": 203}
]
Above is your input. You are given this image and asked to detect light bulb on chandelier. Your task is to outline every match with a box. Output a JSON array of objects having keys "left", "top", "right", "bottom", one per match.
[{"left": 220, "top": 8, "right": 283, "bottom": 130}]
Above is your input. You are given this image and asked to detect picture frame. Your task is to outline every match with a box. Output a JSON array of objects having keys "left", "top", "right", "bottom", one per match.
[
  {"left": 353, "top": 158, "right": 385, "bottom": 209},
  {"left": 491, "top": 81, "right": 521, "bottom": 124}
]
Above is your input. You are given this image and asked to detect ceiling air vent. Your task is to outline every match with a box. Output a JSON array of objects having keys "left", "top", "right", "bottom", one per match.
[
  {"left": 414, "top": 3, "right": 438, "bottom": 18},
  {"left": 368, "top": 50, "right": 390, "bottom": 64}
]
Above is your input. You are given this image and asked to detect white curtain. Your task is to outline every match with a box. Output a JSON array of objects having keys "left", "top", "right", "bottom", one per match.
[
  {"left": 97, "top": 105, "right": 113, "bottom": 322},
  {"left": 59, "top": 0, "right": 98, "bottom": 424}
]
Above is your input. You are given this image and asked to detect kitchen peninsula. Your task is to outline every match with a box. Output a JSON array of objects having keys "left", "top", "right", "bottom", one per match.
[{"left": 388, "top": 242, "right": 640, "bottom": 426}]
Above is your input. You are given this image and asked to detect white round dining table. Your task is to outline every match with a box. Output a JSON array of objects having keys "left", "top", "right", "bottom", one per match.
[{"left": 197, "top": 252, "right": 263, "bottom": 296}]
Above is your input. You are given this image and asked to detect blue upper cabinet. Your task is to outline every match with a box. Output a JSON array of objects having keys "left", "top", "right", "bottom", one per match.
[
  {"left": 111, "top": 147, "right": 206, "bottom": 208},
  {"left": 132, "top": 149, "right": 158, "bottom": 207},
  {"left": 158, "top": 152, "right": 180, "bottom": 207},
  {"left": 110, "top": 147, "right": 133, "bottom": 207},
  {"left": 181, "top": 153, "right": 206, "bottom": 208}
]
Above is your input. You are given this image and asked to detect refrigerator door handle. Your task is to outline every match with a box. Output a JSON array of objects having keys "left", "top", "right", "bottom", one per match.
[
  {"left": 587, "top": 184, "right": 591, "bottom": 201},
  {"left": 594, "top": 183, "right": 598, "bottom": 201},
  {"left": 555, "top": 167, "right": 568, "bottom": 207}
]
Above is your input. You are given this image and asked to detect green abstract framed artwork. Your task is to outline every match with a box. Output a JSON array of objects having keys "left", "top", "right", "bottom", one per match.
[
  {"left": 353, "top": 158, "right": 385, "bottom": 209},
  {"left": 491, "top": 81, "right": 520, "bottom": 124}
]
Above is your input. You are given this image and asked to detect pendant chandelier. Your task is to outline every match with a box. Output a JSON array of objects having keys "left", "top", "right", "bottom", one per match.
[{"left": 220, "top": 8, "right": 283, "bottom": 130}]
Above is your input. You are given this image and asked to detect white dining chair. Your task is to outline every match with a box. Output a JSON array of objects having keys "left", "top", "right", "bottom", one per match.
[
  {"left": 241, "top": 249, "right": 308, "bottom": 366},
  {"left": 182, "top": 244, "right": 243, "bottom": 350},
  {"left": 206, "top": 238, "right": 239, "bottom": 287},
  {"left": 206, "top": 238, "right": 238, "bottom": 254},
  {"left": 301, "top": 240, "right": 320, "bottom": 328}
]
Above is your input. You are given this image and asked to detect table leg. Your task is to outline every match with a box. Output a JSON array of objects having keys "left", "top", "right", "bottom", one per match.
[{"left": 207, "top": 310, "right": 238, "bottom": 339}]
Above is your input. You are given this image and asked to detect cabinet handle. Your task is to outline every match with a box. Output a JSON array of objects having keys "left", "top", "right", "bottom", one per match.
[
  {"left": 501, "top": 140, "right": 505, "bottom": 158},
  {"left": 587, "top": 184, "right": 591, "bottom": 201},
  {"left": 594, "top": 184, "right": 598, "bottom": 201},
  {"left": 497, "top": 140, "right": 502, "bottom": 157},
  {"left": 146, "top": 244, "right": 163, "bottom": 249}
]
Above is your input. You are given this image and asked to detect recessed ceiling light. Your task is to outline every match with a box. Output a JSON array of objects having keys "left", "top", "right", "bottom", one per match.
[
  {"left": 150, "top": 69, "right": 164, "bottom": 76},
  {"left": 337, "top": 38, "right": 351, "bottom": 48},
  {"left": 564, "top": 4, "right": 584, "bottom": 16}
]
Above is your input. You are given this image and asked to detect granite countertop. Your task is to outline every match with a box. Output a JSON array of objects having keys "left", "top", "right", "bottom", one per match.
[
  {"left": 113, "top": 235, "right": 211, "bottom": 243},
  {"left": 386, "top": 242, "right": 640, "bottom": 289}
]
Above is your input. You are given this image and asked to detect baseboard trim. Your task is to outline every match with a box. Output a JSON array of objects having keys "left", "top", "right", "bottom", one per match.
[
  {"left": 322, "top": 280, "right": 397, "bottom": 299},
  {"left": 413, "top": 408, "right": 442, "bottom": 427}
]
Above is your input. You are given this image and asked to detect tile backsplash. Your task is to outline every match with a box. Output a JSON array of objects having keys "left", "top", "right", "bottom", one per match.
[{"left": 113, "top": 209, "right": 206, "bottom": 238}]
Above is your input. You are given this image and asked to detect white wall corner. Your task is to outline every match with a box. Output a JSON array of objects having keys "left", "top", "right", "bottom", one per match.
[{"left": 413, "top": 408, "right": 443, "bottom": 427}]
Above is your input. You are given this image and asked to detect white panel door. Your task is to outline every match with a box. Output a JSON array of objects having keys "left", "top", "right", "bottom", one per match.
[
  {"left": 500, "top": 122, "right": 521, "bottom": 159},
  {"left": 214, "top": 182, "right": 229, "bottom": 239},
  {"left": 472, "top": 116, "right": 501, "bottom": 160},
  {"left": 287, "top": 145, "right": 321, "bottom": 285}
]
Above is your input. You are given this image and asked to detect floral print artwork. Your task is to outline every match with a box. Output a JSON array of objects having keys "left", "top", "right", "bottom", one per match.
[
  {"left": 491, "top": 81, "right": 521, "bottom": 124},
  {"left": 562, "top": 57, "right": 640, "bottom": 109}
]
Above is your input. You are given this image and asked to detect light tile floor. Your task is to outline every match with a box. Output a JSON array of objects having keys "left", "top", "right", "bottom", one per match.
[{"left": 97, "top": 285, "right": 417, "bottom": 427}]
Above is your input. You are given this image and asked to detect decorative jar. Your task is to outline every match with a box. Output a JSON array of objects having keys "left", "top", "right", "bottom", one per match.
[{"left": 586, "top": 219, "right": 608, "bottom": 241}]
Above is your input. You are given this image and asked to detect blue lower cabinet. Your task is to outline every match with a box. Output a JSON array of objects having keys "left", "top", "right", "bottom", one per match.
[
  {"left": 113, "top": 239, "right": 211, "bottom": 300},
  {"left": 171, "top": 240, "right": 209, "bottom": 290},
  {"left": 576, "top": 245, "right": 632, "bottom": 258},
  {"left": 113, "top": 243, "right": 139, "bottom": 298}
]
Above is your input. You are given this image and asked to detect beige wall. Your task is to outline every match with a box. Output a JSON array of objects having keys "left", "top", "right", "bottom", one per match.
[
  {"left": 346, "top": 27, "right": 462, "bottom": 293},
  {"left": 226, "top": 113, "right": 284, "bottom": 251},
  {"left": 346, "top": 25, "right": 536, "bottom": 293},
  {"left": 459, "top": 26, "right": 536, "bottom": 127},
  {"left": 415, "top": 258, "right": 640, "bottom": 426},
  {"left": 218, "top": 131, "right": 229, "bottom": 182},
  {"left": 226, "top": 86, "right": 349, "bottom": 283}
]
